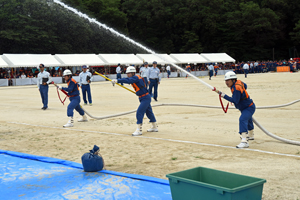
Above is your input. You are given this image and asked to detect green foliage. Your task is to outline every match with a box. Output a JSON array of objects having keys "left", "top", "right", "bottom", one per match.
[
  {"left": 0, "top": 0, "right": 299, "bottom": 60},
  {"left": 290, "top": 20, "right": 300, "bottom": 44}
]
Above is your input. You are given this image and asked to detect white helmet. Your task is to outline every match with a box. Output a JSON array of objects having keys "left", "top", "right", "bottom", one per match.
[
  {"left": 63, "top": 69, "right": 72, "bottom": 76},
  {"left": 126, "top": 66, "right": 136, "bottom": 73},
  {"left": 224, "top": 71, "right": 237, "bottom": 80}
]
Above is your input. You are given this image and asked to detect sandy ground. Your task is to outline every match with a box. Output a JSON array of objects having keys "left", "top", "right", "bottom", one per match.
[{"left": 0, "top": 72, "right": 300, "bottom": 199}]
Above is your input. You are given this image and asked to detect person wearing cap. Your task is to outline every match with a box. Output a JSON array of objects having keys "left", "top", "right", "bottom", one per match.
[
  {"left": 111, "top": 66, "right": 158, "bottom": 136},
  {"left": 147, "top": 61, "right": 161, "bottom": 101},
  {"left": 56, "top": 69, "right": 88, "bottom": 127},
  {"left": 116, "top": 63, "right": 123, "bottom": 86},
  {"left": 139, "top": 62, "right": 149, "bottom": 88},
  {"left": 79, "top": 65, "right": 93, "bottom": 106},
  {"left": 214, "top": 71, "right": 255, "bottom": 148},
  {"left": 37, "top": 64, "right": 52, "bottom": 110}
]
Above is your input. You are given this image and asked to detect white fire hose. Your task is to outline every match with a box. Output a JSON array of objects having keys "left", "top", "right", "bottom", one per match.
[
  {"left": 54, "top": 0, "right": 300, "bottom": 146},
  {"left": 81, "top": 99, "right": 300, "bottom": 146}
]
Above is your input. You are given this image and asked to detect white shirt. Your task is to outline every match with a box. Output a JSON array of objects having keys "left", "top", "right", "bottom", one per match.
[
  {"left": 147, "top": 67, "right": 161, "bottom": 82},
  {"left": 254, "top": 62, "right": 258, "bottom": 67},
  {"left": 116, "top": 66, "right": 122, "bottom": 74},
  {"left": 79, "top": 71, "right": 93, "bottom": 85},
  {"left": 166, "top": 65, "right": 170, "bottom": 71},
  {"left": 140, "top": 66, "right": 149, "bottom": 77},
  {"left": 208, "top": 65, "right": 214, "bottom": 70},
  {"left": 21, "top": 74, "right": 26, "bottom": 79},
  {"left": 37, "top": 71, "right": 52, "bottom": 88},
  {"left": 243, "top": 64, "right": 249, "bottom": 70}
]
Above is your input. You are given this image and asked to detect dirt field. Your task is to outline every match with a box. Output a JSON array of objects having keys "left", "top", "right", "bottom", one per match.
[{"left": 0, "top": 72, "right": 300, "bottom": 199}]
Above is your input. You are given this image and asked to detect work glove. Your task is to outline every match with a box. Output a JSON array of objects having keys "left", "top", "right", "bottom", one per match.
[
  {"left": 212, "top": 87, "right": 225, "bottom": 97},
  {"left": 111, "top": 79, "right": 118, "bottom": 86}
]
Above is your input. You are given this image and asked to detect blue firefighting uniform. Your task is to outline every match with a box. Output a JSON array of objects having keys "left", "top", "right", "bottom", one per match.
[
  {"left": 224, "top": 80, "right": 255, "bottom": 134},
  {"left": 62, "top": 78, "right": 85, "bottom": 117},
  {"left": 117, "top": 75, "right": 156, "bottom": 124}
]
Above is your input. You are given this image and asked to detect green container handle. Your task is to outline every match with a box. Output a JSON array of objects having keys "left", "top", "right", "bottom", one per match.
[{"left": 172, "top": 179, "right": 179, "bottom": 184}]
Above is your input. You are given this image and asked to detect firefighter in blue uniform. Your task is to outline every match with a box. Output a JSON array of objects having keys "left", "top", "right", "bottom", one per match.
[
  {"left": 111, "top": 66, "right": 158, "bottom": 136},
  {"left": 214, "top": 71, "right": 255, "bottom": 148},
  {"left": 56, "top": 69, "right": 88, "bottom": 127}
]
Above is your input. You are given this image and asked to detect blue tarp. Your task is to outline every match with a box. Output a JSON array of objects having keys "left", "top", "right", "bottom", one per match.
[{"left": 0, "top": 150, "right": 171, "bottom": 200}]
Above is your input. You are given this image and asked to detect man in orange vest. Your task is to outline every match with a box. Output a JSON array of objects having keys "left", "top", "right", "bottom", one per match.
[
  {"left": 214, "top": 71, "right": 255, "bottom": 148},
  {"left": 56, "top": 69, "right": 88, "bottom": 127},
  {"left": 185, "top": 63, "right": 191, "bottom": 78},
  {"left": 111, "top": 66, "right": 158, "bottom": 136}
]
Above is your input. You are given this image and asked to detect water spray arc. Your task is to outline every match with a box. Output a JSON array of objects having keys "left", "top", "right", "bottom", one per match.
[
  {"left": 53, "top": 0, "right": 214, "bottom": 90},
  {"left": 53, "top": 0, "right": 299, "bottom": 146}
]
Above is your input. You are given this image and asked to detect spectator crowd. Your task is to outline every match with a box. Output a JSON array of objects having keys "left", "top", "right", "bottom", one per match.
[{"left": 1, "top": 59, "right": 299, "bottom": 86}]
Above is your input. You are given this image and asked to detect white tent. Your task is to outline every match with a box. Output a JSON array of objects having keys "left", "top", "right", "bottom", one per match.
[
  {"left": 169, "top": 53, "right": 209, "bottom": 64},
  {"left": 2, "top": 54, "right": 61, "bottom": 68},
  {"left": 200, "top": 53, "right": 235, "bottom": 63},
  {"left": 0, "top": 55, "right": 9, "bottom": 67},
  {"left": 155, "top": 54, "right": 179, "bottom": 64},
  {"left": 136, "top": 54, "right": 169, "bottom": 64},
  {"left": 98, "top": 54, "right": 142, "bottom": 65},
  {"left": 54, "top": 54, "right": 106, "bottom": 66}
]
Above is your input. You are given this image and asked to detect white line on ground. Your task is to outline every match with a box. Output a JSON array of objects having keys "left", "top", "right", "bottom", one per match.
[{"left": 8, "top": 121, "right": 300, "bottom": 159}]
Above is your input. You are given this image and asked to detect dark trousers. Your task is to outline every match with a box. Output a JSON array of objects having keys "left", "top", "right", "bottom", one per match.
[
  {"left": 149, "top": 79, "right": 158, "bottom": 99},
  {"left": 239, "top": 104, "right": 255, "bottom": 133},
  {"left": 39, "top": 84, "right": 49, "bottom": 108},
  {"left": 81, "top": 84, "right": 92, "bottom": 104},
  {"left": 136, "top": 95, "right": 156, "bottom": 124},
  {"left": 67, "top": 96, "right": 85, "bottom": 117},
  {"left": 117, "top": 73, "right": 123, "bottom": 85}
]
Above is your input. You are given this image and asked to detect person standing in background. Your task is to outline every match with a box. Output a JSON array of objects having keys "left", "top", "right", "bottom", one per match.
[
  {"left": 37, "top": 64, "right": 52, "bottom": 110},
  {"left": 166, "top": 65, "right": 171, "bottom": 78},
  {"left": 79, "top": 65, "right": 93, "bottom": 106},
  {"left": 243, "top": 62, "right": 249, "bottom": 78},
  {"left": 147, "top": 61, "right": 161, "bottom": 101},
  {"left": 185, "top": 63, "right": 191, "bottom": 78},
  {"left": 140, "top": 62, "right": 149, "bottom": 88},
  {"left": 116, "top": 63, "right": 123, "bottom": 86},
  {"left": 208, "top": 63, "right": 214, "bottom": 80},
  {"left": 214, "top": 63, "right": 219, "bottom": 76}
]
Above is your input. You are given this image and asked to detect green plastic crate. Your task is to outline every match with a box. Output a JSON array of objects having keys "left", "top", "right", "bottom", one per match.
[{"left": 166, "top": 167, "right": 266, "bottom": 200}]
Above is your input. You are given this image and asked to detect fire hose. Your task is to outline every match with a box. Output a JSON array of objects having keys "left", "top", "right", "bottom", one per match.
[{"left": 52, "top": 77, "right": 300, "bottom": 146}]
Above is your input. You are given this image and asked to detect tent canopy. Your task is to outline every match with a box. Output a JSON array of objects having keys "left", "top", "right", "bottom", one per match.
[
  {"left": 200, "top": 53, "right": 235, "bottom": 63},
  {"left": 169, "top": 53, "right": 209, "bottom": 64},
  {"left": 136, "top": 54, "right": 170, "bottom": 64},
  {"left": 2, "top": 54, "right": 61, "bottom": 68},
  {"left": 0, "top": 53, "right": 235, "bottom": 68},
  {"left": 0, "top": 55, "right": 9, "bottom": 67},
  {"left": 98, "top": 54, "right": 143, "bottom": 66},
  {"left": 54, "top": 54, "right": 106, "bottom": 67},
  {"left": 154, "top": 54, "right": 179, "bottom": 64}
]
